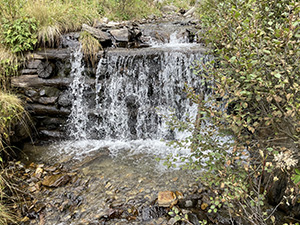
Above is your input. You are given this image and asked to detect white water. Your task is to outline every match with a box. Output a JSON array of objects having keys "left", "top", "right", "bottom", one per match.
[
  {"left": 67, "top": 47, "right": 89, "bottom": 140},
  {"left": 63, "top": 33, "right": 223, "bottom": 168}
]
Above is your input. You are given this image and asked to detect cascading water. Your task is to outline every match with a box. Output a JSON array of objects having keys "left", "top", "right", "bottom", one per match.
[
  {"left": 91, "top": 50, "right": 207, "bottom": 141},
  {"left": 62, "top": 31, "right": 212, "bottom": 162},
  {"left": 67, "top": 47, "right": 89, "bottom": 140}
]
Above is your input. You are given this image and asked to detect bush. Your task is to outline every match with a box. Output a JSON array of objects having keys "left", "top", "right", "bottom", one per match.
[
  {"left": 167, "top": 0, "right": 300, "bottom": 224},
  {"left": 2, "top": 17, "right": 38, "bottom": 53}
]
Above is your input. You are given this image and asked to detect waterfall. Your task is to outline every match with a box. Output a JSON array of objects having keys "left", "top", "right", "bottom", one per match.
[
  {"left": 67, "top": 37, "right": 210, "bottom": 144},
  {"left": 67, "top": 47, "right": 89, "bottom": 139}
]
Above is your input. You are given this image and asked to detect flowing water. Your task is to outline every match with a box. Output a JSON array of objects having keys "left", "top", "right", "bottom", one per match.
[{"left": 21, "top": 29, "right": 215, "bottom": 224}]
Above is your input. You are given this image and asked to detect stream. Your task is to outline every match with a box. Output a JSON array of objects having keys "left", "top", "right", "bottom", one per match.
[{"left": 18, "top": 21, "right": 220, "bottom": 225}]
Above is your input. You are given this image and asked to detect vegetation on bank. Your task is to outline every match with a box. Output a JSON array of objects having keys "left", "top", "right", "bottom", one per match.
[
  {"left": 166, "top": 0, "right": 300, "bottom": 224},
  {"left": 0, "top": 91, "right": 29, "bottom": 225}
]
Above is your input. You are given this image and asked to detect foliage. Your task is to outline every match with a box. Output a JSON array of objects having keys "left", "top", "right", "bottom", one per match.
[
  {"left": 0, "top": 48, "right": 20, "bottom": 91},
  {"left": 168, "top": 206, "right": 193, "bottom": 224},
  {"left": 2, "top": 17, "right": 38, "bottom": 53},
  {"left": 0, "top": 92, "right": 30, "bottom": 224},
  {"left": 166, "top": 0, "right": 300, "bottom": 224},
  {"left": 198, "top": 0, "right": 300, "bottom": 144},
  {"left": 292, "top": 168, "right": 300, "bottom": 185}
]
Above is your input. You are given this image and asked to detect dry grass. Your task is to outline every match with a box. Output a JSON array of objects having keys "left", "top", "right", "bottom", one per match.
[
  {"left": 0, "top": 200, "right": 15, "bottom": 225},
  {"left": 0, "top": 175, "right": 16, "bottom": 225},
  {"left": 79, "top": 31, "right": 102, "bottom": 66},
  {"left": 0, "top": 91, "right": 30, "bottom": 152},
  {"left": 22, "top": 0, "right": 100, "bottom": 47}
]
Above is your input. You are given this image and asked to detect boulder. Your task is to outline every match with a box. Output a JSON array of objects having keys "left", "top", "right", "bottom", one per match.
[
  {"left": 82, "top": 24, "right": 111, "bottom": 42},
  {"left": 110, "top": 28, "right": 130, "bottom": 42},
  {"left": 58, "top": 92, "right": 73, "bottom": 107}
]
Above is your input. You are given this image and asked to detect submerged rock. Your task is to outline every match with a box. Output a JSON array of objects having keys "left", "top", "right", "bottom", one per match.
[{"left": 42, "top": 174, "right": 71, "bottom": 187}]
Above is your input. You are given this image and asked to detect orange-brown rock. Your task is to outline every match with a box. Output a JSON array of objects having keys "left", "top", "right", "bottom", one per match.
[
  {"left": 42, "top": 174, "right": 71, "bottom": 187},
  {"left": 158, "top": 191, "right": 178, "bottom": 207}
]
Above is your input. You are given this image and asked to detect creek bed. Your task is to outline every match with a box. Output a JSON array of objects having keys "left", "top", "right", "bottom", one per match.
[{"left": 20, "top": 140, "right": 204, "bottom": 225}]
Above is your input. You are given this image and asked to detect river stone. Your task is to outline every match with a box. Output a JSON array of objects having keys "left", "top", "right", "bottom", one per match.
[
  {"left": 158, "top": 191, "right": 177, "bottom": 207},
  {"left": 110, "top": 28, "right": 130, "bottom": 42},
  {"left": 42, "top": 174, "right": 71, "bottom": 187}
]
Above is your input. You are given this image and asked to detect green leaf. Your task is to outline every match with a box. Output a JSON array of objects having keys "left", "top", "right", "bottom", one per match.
[
  {"left": 174, "top": 215, "right": 181, "bottom": 221},
  {"left": 274, "top": 73, "right": 281, "bottom": 79}
]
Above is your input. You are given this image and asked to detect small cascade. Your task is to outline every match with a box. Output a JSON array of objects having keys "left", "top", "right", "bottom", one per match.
[
  {"left": 91, "top": 50, "right": 208, "bottom": 141},
  {"left": 67, "top": 47, "right": 89, "bottom": 139},
  {"left": 65, "top": 32, "right": 211, "bottom": 158}
]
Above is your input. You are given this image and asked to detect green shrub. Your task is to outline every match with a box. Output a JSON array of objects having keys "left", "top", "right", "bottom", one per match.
[
  {"left": 166, "top": 0, "right": 300, "bottom": 224},
  {"left": 2, "top": 17, "right": 38, "bottom": 53}
]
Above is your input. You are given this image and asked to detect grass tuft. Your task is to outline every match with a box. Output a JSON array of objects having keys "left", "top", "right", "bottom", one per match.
[
  {"left": 22, "top": 0, "right": 100, "bottom": 47},
  {"left": 0, "top": 91, "right": 30, "bottom": 152},
  {"left": 79, "top": 31, "right": 103, "bottom": 66}
]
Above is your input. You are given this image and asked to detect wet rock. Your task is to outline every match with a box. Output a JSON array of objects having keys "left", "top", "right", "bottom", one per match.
[
  {"left": 140, "top": 206, "right": 166, "bottom": 221},
  {"left": 25, "top": 89, "right": 38, "bottom": 98},
  {"left": 61, "top": 32, "right": 81, "bottom": 48},
  {"left": 39, "top": 130, "right": 64, "bottom": 139},
  {"left": 35, "top": 48, "right": 72, "bottom": 60},
  {"left": 12, "top": 75, "right": 72, "bottom": 88},
  {"left": 26, "top": 104, "right": 70, "bottom": 116},
  {"left": 42, "top": 174, "right": 71, "bottom": 187},
  {"left": 158, "top": 191, "right": 178, "bottom": 207},
  {"left": 58, "top": 92, "right": 73, "bottom": 107}
]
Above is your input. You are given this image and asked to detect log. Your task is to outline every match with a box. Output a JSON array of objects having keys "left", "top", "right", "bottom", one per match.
[{"left": 37, "top": 61, "right": 54, "bottom": 79}]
